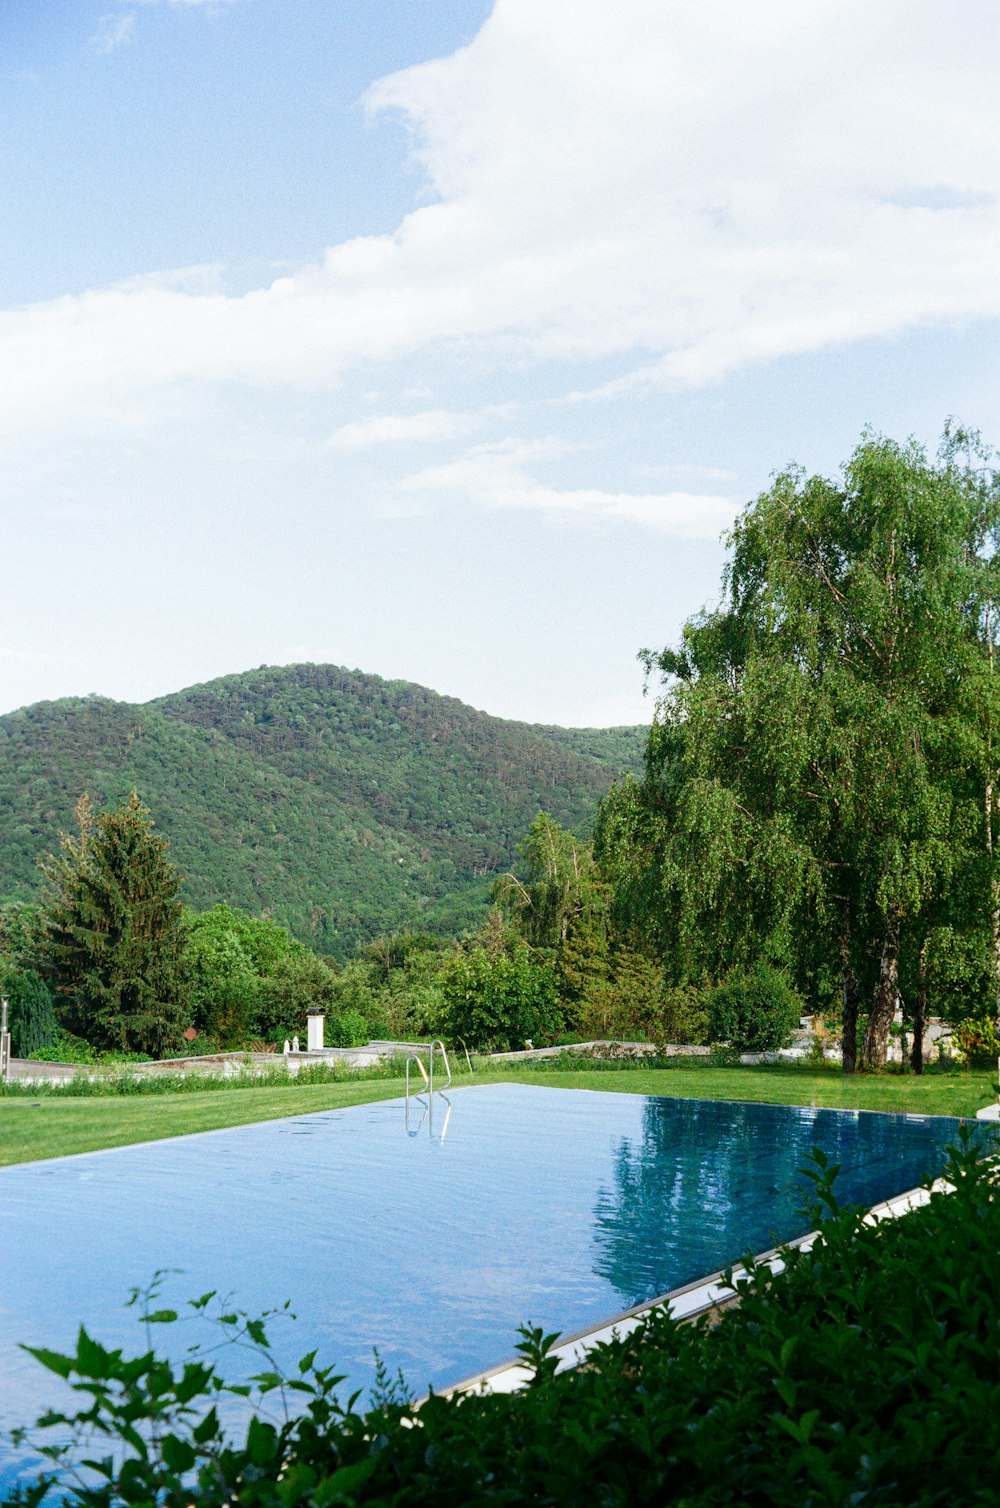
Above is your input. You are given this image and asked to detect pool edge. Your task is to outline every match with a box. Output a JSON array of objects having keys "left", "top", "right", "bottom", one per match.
[{"left": 435, "top": 1176, "right": 949, "bottom": 1399}]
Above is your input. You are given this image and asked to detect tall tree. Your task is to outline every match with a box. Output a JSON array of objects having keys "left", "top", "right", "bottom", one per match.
[
  {"left": 600, "top": 428, "right": 1000, "bottom": 1071},
  {"left": 37, "top": 792, "right": 189, "bottom": 1056},
  {"left": 494, "top": 812, "right": 611, "bottom": 1017}
]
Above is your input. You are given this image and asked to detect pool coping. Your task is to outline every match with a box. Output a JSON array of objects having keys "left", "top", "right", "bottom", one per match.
[{"left": 435, "top": 1175, "right": 950, "bottom": 1399}]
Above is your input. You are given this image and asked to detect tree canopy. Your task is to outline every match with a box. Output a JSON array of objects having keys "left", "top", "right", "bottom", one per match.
[{"left": 598, "top": 427, "right": 1000, "bottom": 1070}]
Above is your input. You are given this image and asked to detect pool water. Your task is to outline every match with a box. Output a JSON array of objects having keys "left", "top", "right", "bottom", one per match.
[{"left": 0, "top": 1083, "right": 974, "bottom": 1487}]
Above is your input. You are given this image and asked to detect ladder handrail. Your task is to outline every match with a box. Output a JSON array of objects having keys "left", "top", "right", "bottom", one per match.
[
  {"left": 404, "top": 1041, "right": 451, "bottom": 1138},
  {"left": 428, "top": 1039, "right": 452, "bottom": 1096},
  {"left": 405, "top": 1051, "right": 429, "bottom": 1100}
]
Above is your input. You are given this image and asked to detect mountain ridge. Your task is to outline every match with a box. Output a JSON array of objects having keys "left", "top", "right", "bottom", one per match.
[{"left": 0, "top": 663, "right": 645, "bottom": 955}]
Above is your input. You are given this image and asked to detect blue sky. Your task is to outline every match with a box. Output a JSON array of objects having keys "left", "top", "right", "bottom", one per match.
[{"left": 2, "top": 0, "right": 999, "bottom": 726}]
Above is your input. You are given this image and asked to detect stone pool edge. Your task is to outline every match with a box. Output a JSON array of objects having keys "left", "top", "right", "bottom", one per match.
[{"left": 437, "top": 1176, "right": 949, "bottom": 1399}]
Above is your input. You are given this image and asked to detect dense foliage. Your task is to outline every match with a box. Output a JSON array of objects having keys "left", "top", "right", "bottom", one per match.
[
  {"left": 440, "top": 938, "right": 561, "bottom": 1051},
  {"left": 35, "top": 794, "right": 189, "bottom": 1057},
  {"left": 184, "top": 905, "right": 341, "bottom": 1048},
  {"left": 706, "top": 964, "right": 804, "bottom": 1053},
  {"left": 8, "top": 1134, "right": 998, "bottom": 1507},
  {"left": 0, "top": 665, "right": 641, "bottom": 957},
  {"left": 598, "top": 428, "right": 1000, "bottom": 1071},
  {"left": 0, "top": 967, "right": 57, "bottom": 1058},
  {"left": 0, "top": 902, "right": 57, "bottom": 1057},
  {"left": 492, "top": 813, "right": 710, "bottom": 1046}
]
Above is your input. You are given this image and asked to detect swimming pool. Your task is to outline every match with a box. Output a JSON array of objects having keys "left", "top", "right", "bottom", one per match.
[{"left": 0, "top": 1083, "right": 974, "bottom": 1488}]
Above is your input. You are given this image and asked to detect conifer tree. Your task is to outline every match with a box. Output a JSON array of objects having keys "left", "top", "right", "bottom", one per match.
[{"left": 37, "top": 792, "right": 189, "bottom": 1056}]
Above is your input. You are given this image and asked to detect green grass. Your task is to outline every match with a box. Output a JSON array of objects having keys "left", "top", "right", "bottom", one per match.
[
  {"left": 1, "top": 1060, "right": 995, "bottom": 1168},
  {"left": 489, "top": 1059, "right": 998, "bottom": 1118},
  {"left": 0, "top": 1078, "right": 409, "bottom": 1168}
]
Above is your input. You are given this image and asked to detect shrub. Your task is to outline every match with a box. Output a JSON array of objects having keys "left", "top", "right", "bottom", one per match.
[
  {"left": 953, "top": 1015, "right": 1000, "bottom": 1066},
  {"left": 325, "top": 1007, "right": 369, "bottom": 1048},
  {"left": 185, "top": 925, "right": 259, "bottom": 1045},
  {"left": 441, "top": 943, "right": 562, "bottom": 1051},
  {"left": 0, "top": 967, "right": 58, "bottom": 1057},
  {"left": 657, "top": 982, "right": 710, "bottom": 1044},
  {"left": 25, "top": 1032, "right": 150, "bottom": 1066},
  {"left": 252, "top": 952, "right": 338, "bottom": 1040},
  {"left": 707, "top": 963, "right": 803, "bottom": 1053}
]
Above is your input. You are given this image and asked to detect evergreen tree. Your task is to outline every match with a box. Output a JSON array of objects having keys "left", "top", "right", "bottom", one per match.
[
  {"left": 0, "top": 965, "right": 58, "bottom": 1057},
  {"left": 37, "top": 792, "right": 189, "bottom": 1056}
]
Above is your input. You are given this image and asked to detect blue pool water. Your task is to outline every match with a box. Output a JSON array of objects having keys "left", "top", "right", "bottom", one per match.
[{"left": 0, "top": 1084, "right": 976, "bottom": 1488}]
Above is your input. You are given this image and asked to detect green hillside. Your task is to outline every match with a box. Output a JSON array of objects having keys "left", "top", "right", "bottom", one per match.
[{"left": 0, "top": 664, "right": 643, "bottom": 955}]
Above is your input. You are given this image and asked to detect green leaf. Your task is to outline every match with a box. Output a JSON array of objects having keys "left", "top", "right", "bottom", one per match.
[
  {"left": 160, "top": 1433, "right": 196, "bottom": 1474},
  {"left": 192, "top": 1406, "right": 220, "bottom": 1445},
  {"left": 21, "top": 1345, "right": 74, "bottom": 1380},
  {"left": 75, "top": 1327, "right": 114, "bottom": 1379},
  {"left": 313, "top": 1456, "right": 378, "bottom": 1506},
  {"left": 247, "top": 1415, "right": 279, "bottom": 1466}
]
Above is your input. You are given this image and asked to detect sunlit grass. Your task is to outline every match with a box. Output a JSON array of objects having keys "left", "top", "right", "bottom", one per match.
[
  {"left": 490, "top": 1059, "right": 997, "bottom": 1118},
  {"left": 0, "top": 1078, "right": 408, "bottom": 1168}
]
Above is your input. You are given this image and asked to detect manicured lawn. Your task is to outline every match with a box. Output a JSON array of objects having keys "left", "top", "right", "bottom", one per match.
[
  {"left": 1, "top": 1060, "right": 995, "bottom": 1168},
  {"left": 0, "top": 1078, "right": 408, "bottom": 1168},
  {"left": 491, "top": 1060, "right": 998, "bottom": 1118}
]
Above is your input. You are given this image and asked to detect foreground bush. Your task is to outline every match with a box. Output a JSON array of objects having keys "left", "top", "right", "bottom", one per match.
[{"left": 6, "top": 1131, "right": 999, "bottom": 1506}]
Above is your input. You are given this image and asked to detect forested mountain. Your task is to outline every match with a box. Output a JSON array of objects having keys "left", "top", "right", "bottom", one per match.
[{"left": 0, "top": 664, "right": 643, "bottom": 956}]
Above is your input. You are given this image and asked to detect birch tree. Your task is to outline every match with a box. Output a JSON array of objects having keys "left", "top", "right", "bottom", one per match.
[{"left": 602, "top": 428, "right": 1000, "bottom": 1071}]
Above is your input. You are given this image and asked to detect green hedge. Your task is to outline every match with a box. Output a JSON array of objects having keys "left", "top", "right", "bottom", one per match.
[{"left": 7, "top": 1131, "right": 999, "bottom": 1506}]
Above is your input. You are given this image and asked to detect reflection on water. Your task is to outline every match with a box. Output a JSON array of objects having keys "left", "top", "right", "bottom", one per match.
[{"left": 592, "top": 1097, "right": 979, "bottom": 1308}]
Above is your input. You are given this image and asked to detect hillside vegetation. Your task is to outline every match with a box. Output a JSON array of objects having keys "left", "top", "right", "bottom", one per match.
[{"left": 0, "top": 664, "right": 642, "bottom": 955}]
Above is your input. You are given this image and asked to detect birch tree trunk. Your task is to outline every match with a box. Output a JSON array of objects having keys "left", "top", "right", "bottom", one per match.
[
  {"left": 860, "top": 913, "right": 900, "bottom": 1070},
  {"left": 911, "top": 938, "right": 927, "bottom": 1076},
  {"left": 837, "top": 902, "right": 859, "bottom": 1075}
]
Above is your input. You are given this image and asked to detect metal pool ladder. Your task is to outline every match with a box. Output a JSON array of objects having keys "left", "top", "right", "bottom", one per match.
[{"left": 405, "top": 1039, "right": 452, "bottom": 1140}]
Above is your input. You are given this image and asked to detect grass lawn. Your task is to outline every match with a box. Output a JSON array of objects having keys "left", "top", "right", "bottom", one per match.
[
  {"left": 0, "top": 1078, "right": 408, "bottom": 1169},
  {"left": 488, "top": 1059, "right": 998, "bottom": 1119},
  {"left": 1, "top": 1060, "right": 995, "bottom": 1168}
]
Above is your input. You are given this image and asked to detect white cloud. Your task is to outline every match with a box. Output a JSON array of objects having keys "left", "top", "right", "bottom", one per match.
[
  {"left": 401, "top": 441, "right": 736, "bottom": 537},
  {"left": 92, "top": 13, "right": 136, "bottom": 52},
  {"left": 327, "top": 408, "right": 484, "bottom": 452},
  {"left": 6, "top": 0, "right": 1000, "bottom": 429}
]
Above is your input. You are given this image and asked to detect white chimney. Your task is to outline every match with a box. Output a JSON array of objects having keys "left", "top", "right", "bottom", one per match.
[{"left": 306, "top": 1009, "right": 325, "bottom": 1053}]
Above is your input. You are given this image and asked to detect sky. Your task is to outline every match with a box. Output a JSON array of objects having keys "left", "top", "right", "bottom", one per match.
[{"left": 2, "top": 0, "right": 999, "bottom": 728}]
